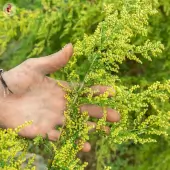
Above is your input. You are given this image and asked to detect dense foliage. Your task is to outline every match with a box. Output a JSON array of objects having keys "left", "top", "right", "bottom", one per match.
[{"left": 0, "top": 0, "right": 170, "bottom": 169}]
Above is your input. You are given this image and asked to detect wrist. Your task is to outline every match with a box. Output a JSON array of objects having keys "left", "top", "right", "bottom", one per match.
[
  {"left": 0, "top": 69, "right": 5, "bottom": 97},
  {"left": 0, "top": 70, "right": 10, "bottom": 127},
  {"left": 0, "top": 78, "right": 4, "bottom": 97},
  {"left": 0, "top": 70, "right": 13, "bottom": 97}
]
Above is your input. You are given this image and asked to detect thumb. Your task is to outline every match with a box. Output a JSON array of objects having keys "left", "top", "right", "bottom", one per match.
[{"left": 35, "top": 43, "right": 73, "bottom": 75}]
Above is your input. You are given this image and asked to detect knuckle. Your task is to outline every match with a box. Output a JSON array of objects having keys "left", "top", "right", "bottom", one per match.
[
  {"left": 24, "top": 58, "right": 36, "bottom": 64},
  {"left": 23, "top": 58, "right": 38, "bottom": 69}
]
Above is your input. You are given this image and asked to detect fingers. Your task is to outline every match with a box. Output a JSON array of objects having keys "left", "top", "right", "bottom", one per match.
[
  {"left": 55, "top": 79, "right": 71, "bottom": 91},
  {"left": 80, "top": 105, "right": 120, "bottom": 122},
  {"left": 82, "top": 142, "right": 91, "bottom": 152},
  {"left": 47, "top": 129, "right": 91, "bottom": 152},
  {"left": 87, "top": 121, "right": 110, "bottom": 133},
  {"left": 47, "top": 129, "right": 61, "bottom": 141},
  {"left": 90, "top": 85, "right": 115, "bottom": 97},
  {"left": 21, "top": 127, "right": 61, "bottom": 141},
  {"left": 87, "top": 121, "right": 96, "bottom": 131},
  {"left": 19, "top": 125, "right": 39, "bottom": 138},
  {"left": 60, "top": 83, "right": 115, "bottom": 97},
  {"left": 55, "top": 115, "right": 65, "bottom": 125},
  {"left": 35, "top": 43, "right": 73, "bottom": 75}
]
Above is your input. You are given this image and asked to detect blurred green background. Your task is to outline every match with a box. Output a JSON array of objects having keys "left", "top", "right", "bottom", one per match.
[{"left": 0, "top": 0, "right": 170, "bottom": 169}]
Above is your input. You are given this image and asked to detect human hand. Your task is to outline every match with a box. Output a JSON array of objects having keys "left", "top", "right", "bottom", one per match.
[{"left": 0, "top": 44, "right": 120, "bottom": 152}]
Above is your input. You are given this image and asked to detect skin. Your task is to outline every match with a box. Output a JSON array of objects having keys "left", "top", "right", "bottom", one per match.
[{"left": 0, "top": 43, "right": 120, "bottom": 152}]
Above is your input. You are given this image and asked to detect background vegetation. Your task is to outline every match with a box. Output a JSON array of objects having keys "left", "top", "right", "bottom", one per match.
[{"left": 0, "top": 0, "right": 170, "bottom": 169}]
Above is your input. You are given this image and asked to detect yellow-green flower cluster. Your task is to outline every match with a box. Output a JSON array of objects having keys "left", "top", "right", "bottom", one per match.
[
  {"left": 56, "top": 0, "right": 170, "bottom": 168},
  {"left": 0, "top": 0, "right": 170, "bottom": 169},
  {"left": 0, "top": 121, "right": 35, "bottom": 170}
]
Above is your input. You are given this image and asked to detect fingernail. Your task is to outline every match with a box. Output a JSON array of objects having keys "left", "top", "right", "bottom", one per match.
[
  {"left": 116, "top": 112, "right": 121, "bottom": 121},
  {"left": 62, "top": 43, "right": 72, "bottom": 50}
]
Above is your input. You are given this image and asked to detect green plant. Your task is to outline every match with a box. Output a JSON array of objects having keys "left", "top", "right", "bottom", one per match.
[{"left": 0, "top": 0, "right": 170, "bottom": 169}]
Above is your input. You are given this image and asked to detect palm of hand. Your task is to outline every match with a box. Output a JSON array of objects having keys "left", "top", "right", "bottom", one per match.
[
  {"left": 3, "top": 59, "right": 67, "bottom": 141},
  {"left": 0, "top": 44, "right": 120, "bottom": 152}
]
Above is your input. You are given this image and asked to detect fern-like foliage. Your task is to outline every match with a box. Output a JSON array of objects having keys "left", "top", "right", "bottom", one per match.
[{"left": 0, "top": 0, "right": 169, "bottom": 169}]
